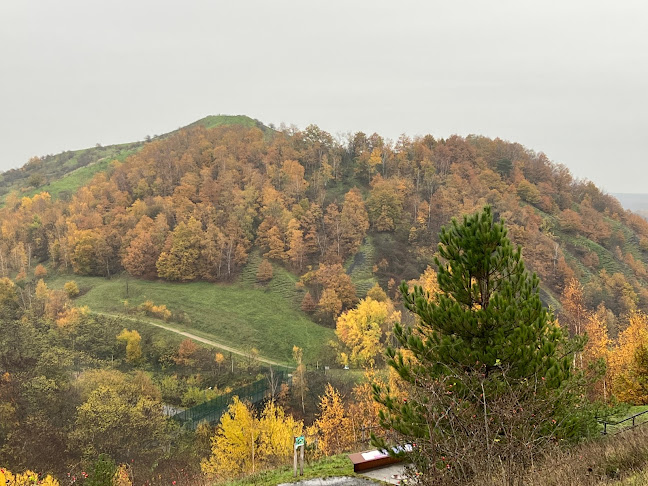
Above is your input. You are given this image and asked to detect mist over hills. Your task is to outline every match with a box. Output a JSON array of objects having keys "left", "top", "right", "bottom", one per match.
[{"left": 614, "top": 193, "right": 648, "bottom": 214}]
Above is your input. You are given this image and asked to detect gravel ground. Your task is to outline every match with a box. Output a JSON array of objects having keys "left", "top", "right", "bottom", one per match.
[{"left": 278, "top": 477, "right": 378, "bottom": 485}]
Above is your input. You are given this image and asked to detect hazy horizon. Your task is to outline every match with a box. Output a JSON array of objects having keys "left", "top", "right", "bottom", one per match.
[{"left": 2, "top": 1, "right": 647, "bottom": 193}]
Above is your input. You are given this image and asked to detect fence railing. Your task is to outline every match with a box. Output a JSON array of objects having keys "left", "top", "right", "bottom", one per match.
[
  {"left": 598, "top": 409, "right": 648, "bottom": 435},
  {"left": 172, "top": 369, "right": 291, "bottom": 429}
]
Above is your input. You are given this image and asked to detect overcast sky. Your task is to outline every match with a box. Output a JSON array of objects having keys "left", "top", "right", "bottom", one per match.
[{"left": 1, "top": 1, "right": 646, "bottom": 193}]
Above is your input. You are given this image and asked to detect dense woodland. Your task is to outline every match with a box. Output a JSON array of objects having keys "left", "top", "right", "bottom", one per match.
[
  {"left": 3, "top": 121, "right": 648, "bottom": 321},
  {"left": 4, "top": 119, "right": 648, "bottom": 484}
]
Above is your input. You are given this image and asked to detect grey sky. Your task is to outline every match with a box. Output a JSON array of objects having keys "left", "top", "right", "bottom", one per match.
[{"left": 1, "top": 0, "right": 647, "bottom": 192}]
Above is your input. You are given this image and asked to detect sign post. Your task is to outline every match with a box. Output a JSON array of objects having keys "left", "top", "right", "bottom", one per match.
[{"left": 293, "top": 435, "right": 305, "bottom": 477}]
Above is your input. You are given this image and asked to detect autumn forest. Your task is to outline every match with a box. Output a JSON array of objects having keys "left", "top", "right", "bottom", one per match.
[{"left": 3, "top": 116, "right": 648, "bottom": 485}]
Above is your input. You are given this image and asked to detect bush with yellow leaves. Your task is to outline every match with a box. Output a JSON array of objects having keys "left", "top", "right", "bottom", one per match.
[
  {"left": 0, "top": 468, "right": 59, "bottom": 486},
  {"left": 137, "top": 300, "right": 172, "bottom": 321}
]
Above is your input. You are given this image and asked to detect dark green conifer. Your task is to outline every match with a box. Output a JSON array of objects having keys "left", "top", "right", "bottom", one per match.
[
  {"left": 403, "top": 205, "right": 568, "bottom": 383},
  {"left": 374, "top": 206, "right": 592, "bottom": 483}
]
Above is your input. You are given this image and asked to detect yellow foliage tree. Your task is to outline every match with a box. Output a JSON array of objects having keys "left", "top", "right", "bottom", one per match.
[
  {"left": 113, "top": 465, "right": 132, "bottom": 486},
  {"left": 117, "top": 329, "right": 142, "bottom": 363},
  {"left": 315, "top": 384, "right": 353, "bottom": 455},
  {"left": 258, "top": 400, "right": 303, "bottom": 467},
  {"left": 561, "top": 278, "right": 589, "bottom": 338},
  {"left": 34, "top": 278, "right": 50, "bottom": 315},
  {"left": 55, "top": 305, "right": 88, "bottom": 329},
  {"left": 63, "top": 280, "right": 80, "bottom": 298},
  {"left": 0, "top": 468, "right": 59, "bottom": 486},
  {"left": 611, "top": 312, "right": 648, "bottom": 402},
  {"left": 349, "top": 370, "right": 385, "bottom": 443},
  {"left": 582, "top": 305, "right": 611, "bottom": 400},
  {"left": 366, "top": 283, "right": 388, "bottom": 302},
  {"left": 287, "top": 227, "right": 306, "bottom": 271},
  {"left": 408, "top": 265, "right": 441, "bottom": 300},
  {"left": 335, "top": 297, "right": 400, "bottom": 367},
  {"left": 215, "top": 352, "right": 225, "bottom": 372},
  {"left": 202, "top": 397, "right": 260, "bottom": 479},
  {"left": 292, "top": 346, "right": 308, "bottom": 414},
  {"left": 614, "top": 344, "right": 648, "bottom": 404},
  {"left": 202, "top": 397, "right": 302, "bottom": 480},
  {"left": 317, "top": 287, "right": 342, "bottom": 321}
]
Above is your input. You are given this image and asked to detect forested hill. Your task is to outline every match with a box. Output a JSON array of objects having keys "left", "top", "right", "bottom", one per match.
[
  {"left": 2, "top": 117, "right": 648, "bottom": 327},
  {"left": 0, "top": 115, "right": 264, "bottom": 202}
]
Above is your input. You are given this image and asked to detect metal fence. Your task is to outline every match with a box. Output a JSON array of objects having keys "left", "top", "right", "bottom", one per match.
[
  {"left": 172, "top": 370, "right": 290, "bottom": 429},
  {"left": 598, "top": 409, "right": 648, "bottom": 435}
]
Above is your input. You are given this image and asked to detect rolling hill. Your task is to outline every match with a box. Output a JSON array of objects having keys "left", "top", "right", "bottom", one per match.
[{"left": 1, "top": 115, "right": 648, "bottom": 361}]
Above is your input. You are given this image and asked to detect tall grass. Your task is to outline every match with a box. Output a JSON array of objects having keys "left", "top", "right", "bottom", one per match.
[{"left": 473, "top": 427, "right": 648, "bottom": 486}]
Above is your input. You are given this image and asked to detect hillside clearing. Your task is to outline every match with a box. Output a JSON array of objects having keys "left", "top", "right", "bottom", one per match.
[
  {"left": 47, "top": 274, "right": 334, "bottom": 364},
  {"left": 89, "top": 311, "right": 284, "bottom": 366}
]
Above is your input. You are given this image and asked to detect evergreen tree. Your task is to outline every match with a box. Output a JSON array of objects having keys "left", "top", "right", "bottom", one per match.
[{"left": 374, "top": 206, "right": 592, "bottom": 484}]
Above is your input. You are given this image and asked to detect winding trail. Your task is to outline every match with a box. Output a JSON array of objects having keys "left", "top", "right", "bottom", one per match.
[{"left": 90, "top": 311, "right": 285, "bottom": 367}]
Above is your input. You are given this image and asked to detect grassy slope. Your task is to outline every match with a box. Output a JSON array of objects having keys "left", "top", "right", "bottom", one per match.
[
  {"left": 0, "top": 115, "right": 263, "bottom": 203},
  {"left": 47, "top": 271, "right": 333, "bottom": 365},
  {"left": 345, "top": 236, "right": 378, "bottom": 298},
  {"left": 0, "top": 142, "right": 142, "bottom": 203},
  {"left": 27, "top": 146, "right": 140, "bottom": 200},
  {"left": 224, "top": 455, "right": 362, "bottom": 485}
]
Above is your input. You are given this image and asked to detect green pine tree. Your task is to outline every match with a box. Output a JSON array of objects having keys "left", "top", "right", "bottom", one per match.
[{"left": 374, "top": 206, "right": 593, "bottom": 484}]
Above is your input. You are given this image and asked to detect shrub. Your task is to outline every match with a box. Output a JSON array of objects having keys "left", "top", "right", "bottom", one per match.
[
  {"left": 257, "top": 259, "right": 273, "bottom": 282},
  {"left": 64, "top": 280, "right": 80, "bottom": 298},
  {"left": 34, "top": 264, "right": 47, "bottom": 277},
  {"left": 137, "top": 300, "right": 172, "bottom": 321}
]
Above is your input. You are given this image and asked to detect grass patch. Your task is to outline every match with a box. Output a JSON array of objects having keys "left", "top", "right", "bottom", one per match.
[
  {"left": 190, "top": 115, "right": 265, "bottom": 130},
  {"left": 46, "top": 273, "right": 333, "bottom": 364},
  {"left": 224, "top": 454, "right": 360, "bottom": 485},
  {"left": 238, "top": 251, "right": 305, "bottom": 309},
  {"left": 614, "top": 469, "right": 648, "bottom": 485},
  {"left": 1, "top": 142, "right": 143, "bottom": 203},
  {"left": 31, "top": 157, "right": 114, "bottom": 199},
  {"left": 345, "top": 237, "right": 378, "bottom": 298}
]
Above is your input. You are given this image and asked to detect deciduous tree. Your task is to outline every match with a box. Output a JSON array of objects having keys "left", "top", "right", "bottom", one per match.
[
  {"left": 315, "top": 384, "right": 353, "bottom": 455},
  {"left": 292, "top": 346, "right": 307, "bottom": 414},
  {"left": 256, "top": 259, "right": 274, "bottom": 283},
  {"left": 335, "top": 297, "right": 400, "bottom": 367},
  {"left": 156, "top": 217, "right": 203, "bottom": 281},
  {"left": 116, "top": 329, "right": 142, "bottom": 363}
]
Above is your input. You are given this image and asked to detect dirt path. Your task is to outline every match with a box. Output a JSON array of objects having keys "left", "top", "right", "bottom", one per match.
[{"left": 90, "top": 311, "right": 285, "bottom": 367}]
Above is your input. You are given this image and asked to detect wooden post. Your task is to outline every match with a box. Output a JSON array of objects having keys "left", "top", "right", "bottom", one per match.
[{"left": 293, "top": 435, "right": 305, "bottom": 477}]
